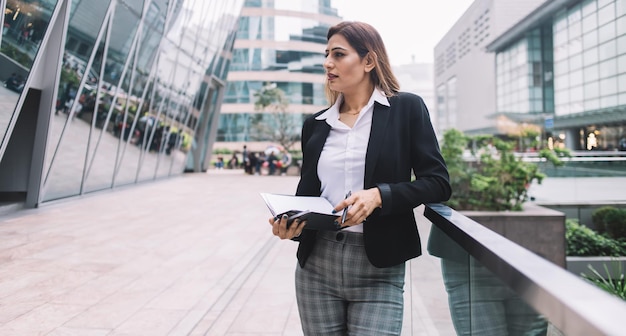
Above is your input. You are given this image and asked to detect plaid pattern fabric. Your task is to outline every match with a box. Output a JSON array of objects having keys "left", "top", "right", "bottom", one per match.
[
  {"left": 295, "top": 231, "right": 405, "bottom": 335},
  {"left": 441, "top": 258, "right": 548, "bottom": 336}
]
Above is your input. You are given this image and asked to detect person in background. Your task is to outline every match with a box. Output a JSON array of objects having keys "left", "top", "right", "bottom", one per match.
[
  {"left": 267, "top": 151, "right": 278, "bottom": 175},
  {"left": 242, "top": 145, "right": 250, "bottom": 173},
  {"left": 247, "top": 151, "right": 258, "bottom": 175},
  {"left": 227, "top": 153, "right": 239, "bottom": 169},
  {"left": 254, "top": 152, "right": 264, "bottom": 175},
  {"left": 215, "top": 156, "right": 224, "bottom": 169},
  {"left": 268, "top": 21, "right": 451, "bottom": 334},
  {"left": 280, "top": 150, "right": 292, "bottom": 176}
]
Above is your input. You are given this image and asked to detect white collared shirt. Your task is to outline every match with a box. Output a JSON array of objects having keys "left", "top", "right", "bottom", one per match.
[{"left": 315, "top": 89, "right": 390, "bottom": 233}]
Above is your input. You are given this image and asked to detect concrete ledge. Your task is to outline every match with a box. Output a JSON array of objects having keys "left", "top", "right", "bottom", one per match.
[
  {"left": 538, "top": 202, "right": 626, "bottom": 230},
  {"left": 462, "top": 203, "right": 566, "bottom": 267},
  {"left": 567, "top": 256, "right": 626, "bottom": 280}
]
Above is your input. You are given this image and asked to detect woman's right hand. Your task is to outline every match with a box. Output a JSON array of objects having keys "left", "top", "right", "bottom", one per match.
[{"left": 268, "top": 214, "right": 306, "bottom": 239}]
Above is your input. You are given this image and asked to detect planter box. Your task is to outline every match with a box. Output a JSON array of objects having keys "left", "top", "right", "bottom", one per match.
[
  {"left": 462, "top": 203, "right": 567, "bottom": 268},
  {"left": 567, "top": 256, "right": 626, "bottom": 280}
]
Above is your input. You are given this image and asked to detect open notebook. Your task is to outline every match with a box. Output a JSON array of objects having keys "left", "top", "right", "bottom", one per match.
[{"left": 260, "top": 193, "right": 342, "bottom": 231}]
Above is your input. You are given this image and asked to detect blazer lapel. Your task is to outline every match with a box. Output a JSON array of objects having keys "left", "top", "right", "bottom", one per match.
[
  {"left": 364, "top": 102, "right": 391, "bottom": 186},
  {"left": 309, "top": 119, "right": 331, "bottom": 170}
]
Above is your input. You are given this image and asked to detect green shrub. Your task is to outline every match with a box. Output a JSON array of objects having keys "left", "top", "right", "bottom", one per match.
[
  {"left": 592, "top": 206, "right": 626, "bottom": 240},
  {"left": 213, "top": 148, "right": 233, "bottom": 155},
  {"left": 593, "top": 206, "right": 616, "bottom": 233},
  {"left": 566, "top": 219, "right": 626, "bottom": 257},
  {"left": 0, "top": 44, "right": 33, "bottom": 68},
  {"left": 605, "top": 209, "right": 626, "bottom": 240}
]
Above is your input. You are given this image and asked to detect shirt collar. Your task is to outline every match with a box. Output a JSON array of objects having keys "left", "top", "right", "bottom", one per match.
[{"left": 315, "top": 88, "right": 390, "bottom": 123}]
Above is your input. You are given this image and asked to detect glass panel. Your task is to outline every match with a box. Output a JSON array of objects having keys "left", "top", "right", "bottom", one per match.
[
  {"left": 427, "top": 225, "right": 549, "bottom": 336},
  {"left": 618, "top": 0, "right": 626, "bottom": 16},
  {"left": 619, "top": 53, "right": 626, "bottom": 73},
  {"left": 113, "top": 2, "right": 167, "bottom": 187},
  {"left": 83, "top": 1, "right": 143, "bottom": 193},
  {"left": 585, "top": 80, "right": 601, "bottom": 98},
  {"left": 582, "top": 12, "right": 598, "bottom": 32},
  {"left": 583, "top": 46, "right": 599, "bottom": 65},
  {"left": 582, "top": 29, "right": 598, "bottom": 47},
  {"left": 43, "top": 0, "right": 111, "bottom": 201},
  {"left": 617, "top": 15, "right": 626, "bottom": 35},
  {"left": 136, "top": 68, "right": 164, "bottom": 182},
  {"left": 600, "top": 93, "right": 618, "bottom": 106},
  {"left": 599, "top": 57, "right": 617, "bottom": 77},
  {"left": 600, "top": 76, "right": 618, "bottom": 95},
  {"left": 570, "top": 53, "right": 583, "bottom": 70},
  {"left": 582, "top": 0, "right": 598, "bottom": 17},
  {"left": 1, "top": 0, "right": 57, "bottom": 157},
  {"left": 599, "top": 0, "right": 614, "bottom": 9},
  {"left": 599, "top": 39, "right": 617, "bottom": 60},
  {"left": 598, "top": 20, "right": 616, "bottom": 43},
  {"left": 598, "top": 1, "right": 616, "bottom": 25}
]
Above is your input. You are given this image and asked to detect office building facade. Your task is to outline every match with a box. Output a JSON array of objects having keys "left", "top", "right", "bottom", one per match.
[
  {"left": 434, "top": 0, "right": 547, "bottom": 136},
  {"left": 0, "top": 0, "right": 243, "bottom": 208},
  {"left": 215, "top": 0, "right": 341, "bottom": 152},
  {"left": 487, "top": 0, "right": 626, "bottom": 151}
]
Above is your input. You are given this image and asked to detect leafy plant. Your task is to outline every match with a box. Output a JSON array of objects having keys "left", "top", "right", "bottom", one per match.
[
  {"left": 441, "top": 129, "right": 545, "bottom": 211},
  {"left": 592, "top": 206, "right": 616, "bottom": 233},
  {"left": 583, "top": 263, "right": 626, "bottom": 301},
  {"left": 0, "top": 44, "right": 33, "bottom": 68},
  {"left": 565, "top": 219, "right": 626, "bottom": 257},
  {"left": 440, "top": 128, "right": 571, "bottom": 211},
  {"left": 213, "top": 148, "right": 233, "bottom": 155}
]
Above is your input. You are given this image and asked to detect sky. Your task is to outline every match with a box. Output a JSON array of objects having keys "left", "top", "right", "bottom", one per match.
[{"left": 331, "top": 0, "right": 475, "bottom": 66}]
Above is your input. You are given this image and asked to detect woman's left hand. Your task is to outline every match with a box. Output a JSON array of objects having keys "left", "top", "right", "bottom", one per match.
[
  {"left": 333, "top": 188, "right": 382, "bottom": 227},
  {"left": 268, "top": 214, "right": 306, "bottom": 239}
]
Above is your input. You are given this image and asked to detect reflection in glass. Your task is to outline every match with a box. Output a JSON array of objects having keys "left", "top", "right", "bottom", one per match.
[
  {"left": 1, "top": 0, "right": 56, "bottom": 156},
  {"left": 83, "top": 0, "right": 143, "bottom": 193},
  {"left": 427, "top": 225, "right": 549, "bottom": 336},
  {"left": 27, "top": 0, "right": 244, "bottom": 202},
  {"left": 43, "top": 0, "right": 111, "bottom": 201}
]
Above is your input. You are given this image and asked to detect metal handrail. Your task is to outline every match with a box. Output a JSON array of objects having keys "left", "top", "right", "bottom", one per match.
[{"left": 424, "top": 203, "right": 626, "bottom": 336}]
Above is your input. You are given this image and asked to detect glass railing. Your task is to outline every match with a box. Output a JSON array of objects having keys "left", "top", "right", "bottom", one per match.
[
  {"left": 423, "top": 203, "right": 626, "bottom": 336},
  {"left": 519, "top": 151, "right": 626, "bottom": 177}
]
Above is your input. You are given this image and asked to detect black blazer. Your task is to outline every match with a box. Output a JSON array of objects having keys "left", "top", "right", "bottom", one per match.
[{"left": 295, "top": 92, "right": 451, "bottom": 268}]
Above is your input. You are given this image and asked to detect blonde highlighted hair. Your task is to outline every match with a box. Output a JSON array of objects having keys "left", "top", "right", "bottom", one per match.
[{"left": 324, "top": 21, "right": 400, "bottom": 106}]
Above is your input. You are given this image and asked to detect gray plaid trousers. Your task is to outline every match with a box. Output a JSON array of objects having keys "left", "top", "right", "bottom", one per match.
[{"left": 295, "top": 230, "right": 406, "bottom": 335}]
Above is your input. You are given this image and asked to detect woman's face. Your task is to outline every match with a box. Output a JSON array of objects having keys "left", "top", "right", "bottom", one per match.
[{"left": 324, "top": 34, "right": 372, "bottom": 95}]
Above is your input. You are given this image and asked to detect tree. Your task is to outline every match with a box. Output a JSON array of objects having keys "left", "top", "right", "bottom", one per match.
[{"left": 252, "top": 82, "right": 301, "bottom": 150}]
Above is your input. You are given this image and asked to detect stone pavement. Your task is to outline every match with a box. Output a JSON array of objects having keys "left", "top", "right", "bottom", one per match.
[{"left": 0, "top": 169, "right": 455, "bottom": 335}]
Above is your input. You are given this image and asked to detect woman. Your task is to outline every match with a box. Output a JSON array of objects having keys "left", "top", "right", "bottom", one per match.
[{"left": 269, "top": 21, "right": 451, "bottom": 335}]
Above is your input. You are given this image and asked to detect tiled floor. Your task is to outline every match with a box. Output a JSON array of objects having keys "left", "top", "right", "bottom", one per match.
[{"left": 0, "top": 170, "right": 456, "bottom": 335}]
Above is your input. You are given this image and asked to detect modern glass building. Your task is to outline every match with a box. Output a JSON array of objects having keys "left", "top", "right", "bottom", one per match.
[
  {"left": 215, "top": 0, "right": 341, "bottom": 152},
  {"left": 434, "top": 0, "right": 546, "bottom": 137},
  {"left": 0, "top": 0, "right": 243, "bottom": 208},
  {"left": 487, "top": 0, "right": 626, "bottom": 151}
]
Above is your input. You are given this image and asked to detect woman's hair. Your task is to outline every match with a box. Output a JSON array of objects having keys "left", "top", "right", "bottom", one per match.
[{"left": 324, "top": 21, "right": 400, "bottom": 105}]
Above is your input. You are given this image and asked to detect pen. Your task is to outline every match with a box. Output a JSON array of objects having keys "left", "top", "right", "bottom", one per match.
[{"left": 340, "top": 191, "right": 351, "bottom": 226}]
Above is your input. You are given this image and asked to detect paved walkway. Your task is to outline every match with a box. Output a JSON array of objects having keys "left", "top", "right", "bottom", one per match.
[{"left": 0, "top": 170, "right": 455, "bottom": 335}]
